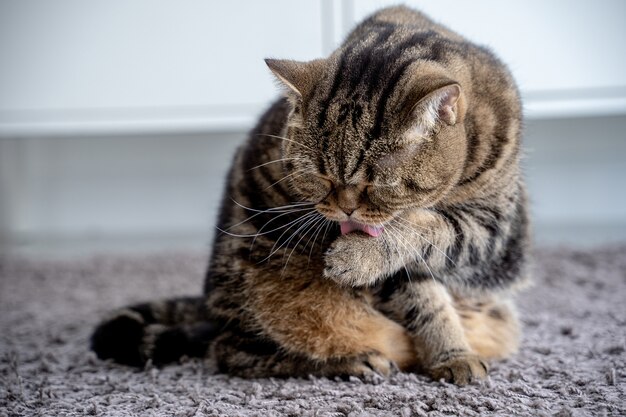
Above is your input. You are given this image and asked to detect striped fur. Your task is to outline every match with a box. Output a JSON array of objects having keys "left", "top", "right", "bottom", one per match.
[{"left": 92, "top": 6, "right": 529, "bottom": 385}]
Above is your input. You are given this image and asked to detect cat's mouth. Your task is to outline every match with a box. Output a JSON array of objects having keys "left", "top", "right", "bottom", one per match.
[{"left": 339, "top": 220, "right": 384, "bottom": 237}]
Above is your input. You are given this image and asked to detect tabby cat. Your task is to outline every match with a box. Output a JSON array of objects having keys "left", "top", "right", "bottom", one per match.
[{"left": 92, "top": 6, "right": 530, "bottom": 385}]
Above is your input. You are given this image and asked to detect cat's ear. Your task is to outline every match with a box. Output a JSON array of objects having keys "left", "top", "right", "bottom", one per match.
[
  {"left": 408, "top": 83, "right": 466, "bottom": 133},
  {"left": 265, "top": 58, "right": 324, "bottom": 99}
]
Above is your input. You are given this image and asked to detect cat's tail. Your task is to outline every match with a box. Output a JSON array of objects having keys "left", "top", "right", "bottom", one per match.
[{"left": 91, "top": 296, "right": 220, "bottom": 367}]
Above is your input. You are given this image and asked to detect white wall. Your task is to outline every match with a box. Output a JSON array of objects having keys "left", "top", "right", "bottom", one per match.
[
  {"left": 1, "top": 0, "right": 625, "bottom": 137},
  {"left": 0, "top": 133, "right": 244, "bottom": 239},
  {"left": 0, "top": 0, "right": 327, "bottom": 136},
  {"left": 1, "top": 1, "right": 625, "bottom": 253}
]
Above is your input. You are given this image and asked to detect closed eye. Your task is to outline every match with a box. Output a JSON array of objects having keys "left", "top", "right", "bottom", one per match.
[
  {"left": 314, "top": 173, "right": 334, "bottom": 188},
  {"left": 368, "top": 179, "right": 401, "bottom": 189}
]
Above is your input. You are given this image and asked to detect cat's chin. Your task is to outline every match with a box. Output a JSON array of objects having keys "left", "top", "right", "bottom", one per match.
[{"left": 339, "top": 220, "right": 384, "bottom": 237}]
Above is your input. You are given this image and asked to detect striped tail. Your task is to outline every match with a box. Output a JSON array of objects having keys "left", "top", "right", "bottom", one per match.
[{"left": 91, "top": 296, "right": 219, "bottom": 367}]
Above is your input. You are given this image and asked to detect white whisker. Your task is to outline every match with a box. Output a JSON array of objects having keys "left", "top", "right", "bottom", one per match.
[
  {"left": 249, "top": 208, "right": 318, "bottom": 249},
  {"left": 226, "top": 205, "right": 315, "bottom": 234},
  {"left": 282, "top": 212, "right": 324, "bottom": 274},
  {"left": 264, "top": 168, "right": 314, "bottom": 190},
  {"left": 381, "top": 226, "right": 412, "bottom": 284},
  {"left": 230, "top": 198, "right": 314, "bottom": 214},
  {"left": 320, "top": 218, "right": 334, "bottom": 247},
  {"left": 280, "top": 212, "right": 322, "bottom": 259},
  {"left": 261, "top": 211, "right": 320, "bottom": 262},
  {"left": 304, "top": 216, "right": 329, "bottom": 264},
  {"left": 246, "top": 157, "right": 304, "bottom": 172},
  {"left": 217, "top": 207, "right": 316, "bottom": 239},
  {"left": 256, "top": 133, "right": 314, "bottom": 152},
  {"left": 395, "top": 217, "right": 455, "bottom": 265},
  {"left": 386, "top": 222, "right": 437, "bottom": 283}
]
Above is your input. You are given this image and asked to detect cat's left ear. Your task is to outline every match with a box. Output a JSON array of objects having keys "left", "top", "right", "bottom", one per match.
[
  {"left": 265, "top": 58, "right": 325, "bottom": 100},
  {"left": 409, "top": 83, "right": 467, "bottom": 132}
]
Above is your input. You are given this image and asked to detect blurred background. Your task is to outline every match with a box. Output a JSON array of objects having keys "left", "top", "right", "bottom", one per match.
[{"left": 1, "top": 0, "right": 625, "bottom": 258}]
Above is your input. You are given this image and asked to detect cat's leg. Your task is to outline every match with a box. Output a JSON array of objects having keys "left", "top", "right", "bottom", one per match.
[
  {"left": 454, "top": 295, "right": 520, "bottom": 360},
  {"left": 210, "top": 329, "right": 296, "bottom": 377},
  {"left": 210, "top": 328, "right": 409, "bottom": 378},
  {"left": 324, "top": 193, "right": 529, "bottom": 290},
  {"left": 227, "top": 270, "right": 417, "bottom": 378},
  {"left": 374, "top": 277, "right": 489, "bottom": 385}
]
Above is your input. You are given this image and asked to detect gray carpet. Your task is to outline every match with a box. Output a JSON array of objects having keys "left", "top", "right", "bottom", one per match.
[{"left": 1, "top": 246, "right": 624, "bottom": 416}]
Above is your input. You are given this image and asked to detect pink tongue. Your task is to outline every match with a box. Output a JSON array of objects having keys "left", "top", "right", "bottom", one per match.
[{"left": 340, "top": 221, "right": 384, "bottom": 237}]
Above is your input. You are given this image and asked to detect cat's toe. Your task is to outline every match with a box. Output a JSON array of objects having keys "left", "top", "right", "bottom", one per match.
[
  {"left": 323, "top": 235, "right": 380, "bottom": 287},
  {"left": 428, "top": 354, "right": 488, "bottom": 385},
  {"left": 342, "top": 352, "right": 395, "bottom": 378},
  {"left": 323, "top": 252, "right": 370, "bottom": 287}
]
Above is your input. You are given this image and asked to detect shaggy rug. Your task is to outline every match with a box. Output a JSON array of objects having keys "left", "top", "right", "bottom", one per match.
[{"left": 0, "top": 246, "right": 624, "bottom": 416}]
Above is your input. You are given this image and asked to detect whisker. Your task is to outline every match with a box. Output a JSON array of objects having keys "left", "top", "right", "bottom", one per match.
[
  {"left": 261, "top": 211, "right": 319, "bottom": 262},
  {"left": 303, "top": 216, "right": 329, "bottom": 264},
  {"left": 320, "top": 218, "right": 334, "bottom": 247},
  {"left": 386, "top": 222, "right": 437, "bottom": 283},
  {"left": 250, "top": 207, "right": 316, "bottom": 249},
  {"left": 395, "top": 217, "right": 455, "bottom": 266},
  {"left": 282, "top": 212, "right": 324, "bottom": 274},
  {"left": 246, "top": 157, "right": 304, "bottom": 172},
  {"left": 381, "top": 226, "right": 413, "bottom": 284},
  {"left": 281, "top": 212, "right": 321, "bottom": 259},
  {"left": 230, "top": 198, "right": 314, "bottom": 214},
  {"left": 256, "top": 133, "right": 314, "bottom": 151},
  {"left": 394, "top": 214, "right": 433, "bottom": 232},
  {"left": 226, "top": 198, "right": 313, "bottom": 231},
  {"left": 217, "top": 207, "right": 316, "bottom": 239},
  {"left": 264, "top": 168, "right": 314, "bottom": 190},
  {"left": 386, "top": 223, "right": 435, "bottom": 283},
  {"left": 226, "top": 205, "right": 315, "bottom": 233},
  {"left": 403, "top": 266, "right": 413, "bottom": 283},
  {"left": 274, "top": 211, "right": 321, "bottom": 267}
]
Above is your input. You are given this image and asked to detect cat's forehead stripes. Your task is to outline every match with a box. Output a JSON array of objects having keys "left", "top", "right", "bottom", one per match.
[
  {"left": 312, "top": 18, "right": 473, "bottom": 146},
  {"left": 315, "top": 22, "right": 395, "bottom": 129}
]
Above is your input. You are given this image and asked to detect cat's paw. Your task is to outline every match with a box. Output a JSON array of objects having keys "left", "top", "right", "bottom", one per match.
[
  {"left": 337, "top": 352, "right": 396, "bottom": 379},
  {"left": 428, "top": 354, "right": 488, "bottom": 385},
  {"left": 323, "top": 234, "right": 383, "bottom": 287}
]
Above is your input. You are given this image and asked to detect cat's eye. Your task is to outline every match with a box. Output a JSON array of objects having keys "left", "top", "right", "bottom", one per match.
[{"left": 314, "top": 173, "right": 333, "bottom": 188}]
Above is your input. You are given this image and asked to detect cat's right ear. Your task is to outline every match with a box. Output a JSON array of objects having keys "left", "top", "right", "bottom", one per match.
[
  {"left": 407, "top": 83, "right": 466, "bottom": 133},
  {"left": 265, "top": 58, "right": 324, "bottom": 100}
]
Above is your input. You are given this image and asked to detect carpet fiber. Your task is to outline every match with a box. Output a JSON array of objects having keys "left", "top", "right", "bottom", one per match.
[{"left": 1, "top": 246, "right": 624, "bottom": 416}]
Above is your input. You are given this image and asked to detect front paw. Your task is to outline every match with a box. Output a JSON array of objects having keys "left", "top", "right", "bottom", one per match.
[
  {"left": 428, "top": 354, "right": 488, "bottom": 385},
  {"left": 323, "top": 234, "right": 383, "bottom": 287}
]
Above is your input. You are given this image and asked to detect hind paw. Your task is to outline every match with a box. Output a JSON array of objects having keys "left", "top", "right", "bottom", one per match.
[
  {"left": 335, "top": 352, "right": 397, "bottom": 379},
  {"left": 428, "top": 354, "right": 488, "bottom": 385}
]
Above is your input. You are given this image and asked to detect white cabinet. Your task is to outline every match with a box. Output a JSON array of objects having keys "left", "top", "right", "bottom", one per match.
[
  {"left": 0, "top": 0, "right": 325, "bottom": 136},
  {"left": 1, "top": 0, "right": 624, "bottom": 135}
]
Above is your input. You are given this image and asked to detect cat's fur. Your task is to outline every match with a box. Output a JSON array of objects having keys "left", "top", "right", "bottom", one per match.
[{"left": 92, "top": 6, "right": 529, "bottom": 385}]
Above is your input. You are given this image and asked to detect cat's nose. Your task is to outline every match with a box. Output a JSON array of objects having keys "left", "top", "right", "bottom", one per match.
[{"left": 336, "top": 185, "right": 360, "bottom": 216}]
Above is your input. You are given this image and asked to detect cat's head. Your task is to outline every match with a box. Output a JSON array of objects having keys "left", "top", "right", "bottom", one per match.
[{"left": 266, "top": 57, "right": 467, "bottom": 236}]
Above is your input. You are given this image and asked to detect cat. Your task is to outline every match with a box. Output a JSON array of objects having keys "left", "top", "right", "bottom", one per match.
[{"left": 92, "top": 5, "right": 530, "bottom": 385}]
